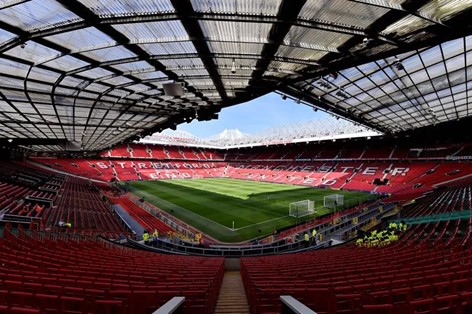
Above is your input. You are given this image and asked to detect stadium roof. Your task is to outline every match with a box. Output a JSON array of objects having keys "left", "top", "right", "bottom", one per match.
[
  {"left": 0, "top": 0, "right": 470, "bottom": 151},
  {"left": 140, "top": 118, "right": 380, "bottom": 148}
]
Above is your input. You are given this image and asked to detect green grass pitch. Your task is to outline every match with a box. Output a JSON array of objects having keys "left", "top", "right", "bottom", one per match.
[{"left": 129, "top": 178, "right": 376, "bottom": 243}]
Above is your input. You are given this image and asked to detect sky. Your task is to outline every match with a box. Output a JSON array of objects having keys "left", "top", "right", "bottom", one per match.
[{"left": 177, "top": 92, "right": 328, "bottom": 138}]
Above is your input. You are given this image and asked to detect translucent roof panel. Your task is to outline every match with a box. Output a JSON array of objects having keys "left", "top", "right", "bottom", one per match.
[
  {"left": 299, "top": 0, "right": 390, "bottom": 29},
  {"left": 160, "top": 58, "right": 204, "bottom": 70},
  {"left": 207, "top": 42, "right": 264, "bottom": 56},
  {"left": 140, "top": 42, "right": 197, "bottom": 55},
  {"left": 419, "top": 0, "right": 472, "bottom": 22},
  {"left": 79, "top": 0, "right": 175, "bottom": 17},
  {"left": 80, "top": 45, "right": 137, "bottom": 62},
  {"left": 41, "top": 55, "right": 91, "bottom": 72},
  {"left": 199, "top": 20, "right": 271, "bottom": 43},
  {"left": 113, "top": 21, "right": 189, "bottom": 43},
  {"left": 276, "top": 45, "right": 328, "bottom": 62},
  {"left": 382, "top": 15, "right": 434, "bottom": 37},
  {"left": 0, "top": 28, "right": 16, "bottom": 45},
  {"left": 4, "top": 41, "right": 58, "bottom": 63},
  {"left": 0, "top": 0, "right": 82, "bottom": 31},
  {"left": 111, "top": 61, "right": 152, "bottom": 73},
  {"left": 45, "top": 27, "right": 114, "bottom": 51},
  {"left": 284, "top": 26, "right": 352, "bottom": 51},
  {"left": 190, "top": 0, "right": 282, "bottom": 16}
]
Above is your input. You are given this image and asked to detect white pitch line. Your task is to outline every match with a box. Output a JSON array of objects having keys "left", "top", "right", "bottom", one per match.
[
  {"left": 136, "top": 190, "right": 235, "bottom": 232},
  {"left": 233, "top": 216, "right": 289, "bottom": 231}
]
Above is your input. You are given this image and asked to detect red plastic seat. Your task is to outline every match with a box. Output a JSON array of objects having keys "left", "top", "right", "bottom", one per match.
[
  {"left": 434, "top": 294, "right": 462, "bottom": 314},
  {"left": 93, "top": 300, "right": 125, "bottom": 314},
  {"left": 9, "top": 292, "right": 34, "bottom": 307},
  {"left": 7, "top": 307, "right": 41, "bottom": 314},
  {"left": 59, "top": 296, "right": 85, "bottom": 313},
  {"left": 361, "top": 304, "right": 395, "bottom": 314},
  {"left": 408, "top": 298, "right": 436, "bottom": 314},
  {"left": 34, "top": 293, "right": 59, "bottom": 312}
]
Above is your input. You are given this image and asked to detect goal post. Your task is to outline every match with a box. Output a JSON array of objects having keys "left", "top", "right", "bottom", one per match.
[
  {"left": 289, "top": 200, "right": 315, "bottom": 218},
  {"left": 324, "top": 194, "right": 344, "bottom": 209}
]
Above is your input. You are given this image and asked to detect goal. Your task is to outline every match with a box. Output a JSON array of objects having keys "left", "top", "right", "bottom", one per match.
[
  {"left": 324, "top": 194, "right": 344, "bottom": 209},
  {"left": 192, "top": 175, "right": 204, "bottom": 179},
  {"left": 289, "top": 200, "right": 315, "bottom": 218}
]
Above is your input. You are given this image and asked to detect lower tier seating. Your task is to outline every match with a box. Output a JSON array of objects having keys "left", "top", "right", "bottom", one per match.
[
  {"left": 0, "top": 229, "right": 224, "bottom": 314},
  {"left": 241, "top": 239, "right": 472, "bottom": 313},
  {"left": 110, "top": 197, "right": 175, "bottom": 234}
]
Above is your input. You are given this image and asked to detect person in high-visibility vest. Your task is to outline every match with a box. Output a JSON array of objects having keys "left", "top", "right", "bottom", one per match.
[
  {"left": 142, "top": 231, "right": 150, "bottom": 245},
  {"left": 152, "top": 229, "right": 159, "bottom": 247},
  {"left": 304, "top": 232, "right": 310, "bottom": 247},
  {"left": 311, "top": 229, "right": 317, "bottom": 245},
  {"left": 400, "top": 220, "right": 407, "bottom": 232}
]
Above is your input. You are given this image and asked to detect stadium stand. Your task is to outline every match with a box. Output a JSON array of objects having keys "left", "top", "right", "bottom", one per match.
[
  {"left": 0, "top": 162, "right": 128, "bottom": 238},
  {"left": 241, "top": 239, "right": 472, "bottom": 314},
  {"left": 0, "top": 228, "right": 224, "bottom": 314},
  {"left": 108, "top": 197, "right": 175, "bottom": 235},
  {"left": 49, "top": 177, "right": 127, "bottom": 238}
]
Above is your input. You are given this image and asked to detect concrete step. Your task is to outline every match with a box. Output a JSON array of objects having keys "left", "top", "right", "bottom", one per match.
[{"left": 214, "top": 271, "right": 250, "bottom": 314}]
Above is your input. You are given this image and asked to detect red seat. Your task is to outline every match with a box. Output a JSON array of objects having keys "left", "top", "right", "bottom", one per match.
[
  {"left": 335, "top": 293, "right": 361, "bottom": 313},
  {"left": 361, "top": 304, "right": 395, "bottom": 314},
  {"left": 7, "top": 307, "right": 41, "bottom": 314},
  {"left": 34, "top": 293, "right": 59, "bottom": 312},
  {"left": 0, "top": 290, "right": 8, "bottom": 304},
  {"left": 93, "top": 300, "right": 125, "bottom": 314},
  {"left": 434, "top": 294, "right": 462, "bottom": 314},
  {"left": 408, "top": 298, "right": 436, "bottom": 314},
  {"left": 9, "top": 292, "right": 34, "bottom": 307},
  {"left": 303, "top": 288, "right": 335, "bottom": 313},
  {"left": 59, "top": 296, "right": 85, "bottom": 313}
]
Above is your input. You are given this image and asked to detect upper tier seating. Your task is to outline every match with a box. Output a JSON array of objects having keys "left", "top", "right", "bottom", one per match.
[
  {"left": 0, "top": 229, "right": 224, "bottom": 314},
  {"left": 100, "top": 144, "right": 224, "bottom": 161},
  {"left": 34, "top": 158, "right": 225, "bottom": 182},
  {"left": 226, "top": 162, "right": 472, "bottom": 194}
]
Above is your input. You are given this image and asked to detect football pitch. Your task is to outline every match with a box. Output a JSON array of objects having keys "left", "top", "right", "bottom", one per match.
[{"left": 129, "top": 178, "right": 376, "bottom": 243}]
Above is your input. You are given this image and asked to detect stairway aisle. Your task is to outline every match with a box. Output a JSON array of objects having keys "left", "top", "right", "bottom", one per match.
[{"left": 214, "top": 271, "right": 250, "bottom": 314}]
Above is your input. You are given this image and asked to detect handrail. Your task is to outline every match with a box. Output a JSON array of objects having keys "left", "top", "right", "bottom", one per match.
[
  {"left": 396, "top": 209, "right": 472, "bottom": 225},
  {"left": 281, "top": 295, "right": 317, "bottom": 314},
  {"left": 152, "top": 297, "right": 185, "bottom": 314}
]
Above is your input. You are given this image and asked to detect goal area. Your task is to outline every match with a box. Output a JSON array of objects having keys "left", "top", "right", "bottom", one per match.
[
  {"left": 289, "top": 200, "right": 315, "bottom": 218},
  {"left": 324, "top": 194, "right": 344, "bottom": 209}
]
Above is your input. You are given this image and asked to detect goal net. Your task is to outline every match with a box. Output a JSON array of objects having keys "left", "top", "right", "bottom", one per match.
[
  {"left": 289, "top": 200, "right": 315, "bottom": 218},
  {"left": 324, "top": 194, "right": 344, "bottom": 209}
]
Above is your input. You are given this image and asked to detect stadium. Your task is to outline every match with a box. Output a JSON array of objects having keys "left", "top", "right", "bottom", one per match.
[{"left": 0, "top": 0, "right": 471, "bottom": 313}]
